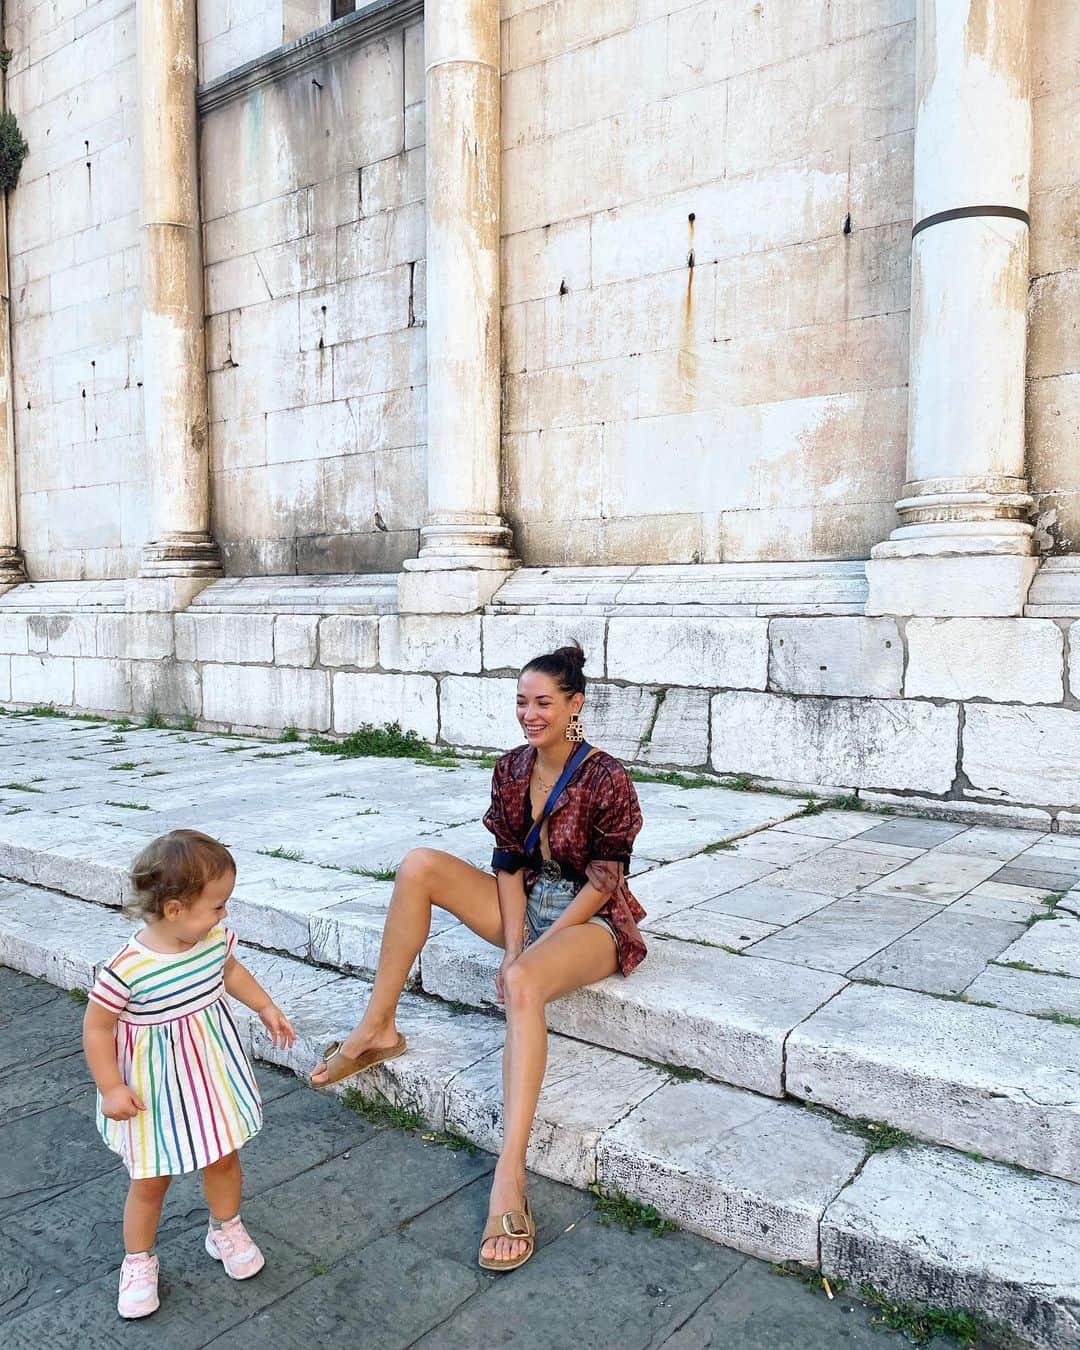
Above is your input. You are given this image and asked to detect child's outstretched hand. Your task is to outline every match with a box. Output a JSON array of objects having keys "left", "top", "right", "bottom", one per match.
[
  {"left": 259, "top": 1003, "right": 297, "bottom": 1049},
  {"left": 101, "top": 1084, "right": 146, "bottom": 1121}
]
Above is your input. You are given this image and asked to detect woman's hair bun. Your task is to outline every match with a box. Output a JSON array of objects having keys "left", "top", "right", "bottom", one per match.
[{"left": 522, "top": 640, "right": 587, "bottom": 694}]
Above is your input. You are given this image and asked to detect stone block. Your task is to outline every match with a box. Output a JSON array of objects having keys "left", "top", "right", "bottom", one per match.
[
  {"left": 95, "top": 614, "right": 175, "bottom": 660},
  {"left": 711, "top": 691, "right": 959, "bottom": 794},
  {"left": 962, "top": 705, "right": 1080, "bottom": 808},
  {"left": 865, "top": 555, "right": 1039, "bottom": 618},
  {"left": 993, "top": 917, "right": 1080, "bottom": 979},
  {"left": 1071, "top": 624, "right": 1080, "bottom": 699},
  {"left": 965, "top": 963, "right": 1080, "bottom": 1019},
  {"left": 851, "top": 910, "right": 1025, "bottom": 995},
  {"left": 438, "top": 676, "right": 520, "bottom": 750},
  {"left": 607, "top": 617, "right": 768, "bottom": 690},
  {"left": 73, "top": 657, "right": 132, "bottom": 714},
  {"left": 598, "top": 1080, "right": 865, "bottom": 1265},
  {"left": 0, "top": 614, "right": 29, "bottom": 654},
  {"left": 0, "top": 881, "right": 133, "bottom": 990},
  {"left": 42, "top": 614, "right": 97, "bottom": 658},
  {"left": 746, "top": 893, "right": 933, "bottom": 974},
  {"left": 318, "top": 615, "right": 379, "bottom": 669},
  {"left": 0, "top": 655, "right": 8, "bottom": 701},
  {"left": 861, "top": 851, "right": 1003, "bottom": 904},
  {"left": 203, "top": 664, "right": 331, "bottom": 732},
  {"left": 274, "top": 615, "right": 319, "bottom": 668},
  {"left": 821, "top": 1147, "right": 1080, "bottom": 1350},
  {"left": 481, "top": 615, "right": 607, "bottom": 676},
  {"left": 378, "top": 615, "right": 481, "bottom": 675},
  {"left": 398, "top": 566, "right": 513, "bottom": 615},
  {"left": 175, "top": 613, "right": 275, "bottom": 665},
  {"left": 9, "top": 655, "right": 74, "bottom": 706},
  {"left": 769, "top": 618, "right": 902, "bottom": 698},
  {"left": 130, "top": 660, "right": 201, "bottom": 720},
  {"left": 445, "top": 1035, "right": 664, "bottom": 1190},
  {"left": 905, "top": 619, "right": 1064, "bottom": 703},
  {"left": 787, "top": 983, "right": 1080, "bottom": 1181},
  {"left": 332, "top": 672, "right": 438, "bottom": 740}
]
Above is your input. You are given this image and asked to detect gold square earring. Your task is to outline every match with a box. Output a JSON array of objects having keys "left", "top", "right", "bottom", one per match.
[{"left": 565, "top": 712, "right": 585, "bottom": 743}]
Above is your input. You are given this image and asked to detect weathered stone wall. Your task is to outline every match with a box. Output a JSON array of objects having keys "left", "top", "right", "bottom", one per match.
[
  {"left": 198, "top": 1, "right": 326, "bottom": 84},
  {"left": 200, "top": 15, "right": 427, "bottom": 575},
  {"left": 499, "top": 0, "right": 915, "bottom": 566},
  {"left": 1028, "top": 0, "right": 1080, "bottom": 554},
  {"left": 5, "top": 0, "right": 144, "bottom": 582}
]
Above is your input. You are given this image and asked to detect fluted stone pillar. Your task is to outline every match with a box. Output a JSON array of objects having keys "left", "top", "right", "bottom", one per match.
[
  {"left": 866, "top": 0, "right": 1037, "bottom": 617},
  {"left": 137, "top": 0, "right": 221, "bottom": 582},
  {"left": 399, "top": 0, "right": 517, "bottom": 614}
]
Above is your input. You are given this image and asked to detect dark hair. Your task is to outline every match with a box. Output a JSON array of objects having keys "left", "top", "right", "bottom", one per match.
[
  {"left": 521, "top": 642, "right": 586, "bottom": 695},
  {"left": 128, "top": 829, "right": 236, "bottom": 920}
]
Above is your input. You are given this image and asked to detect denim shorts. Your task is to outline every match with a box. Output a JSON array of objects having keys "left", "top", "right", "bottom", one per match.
[{"left": 525, "top": 874, "right": 617, "bottom": 948}]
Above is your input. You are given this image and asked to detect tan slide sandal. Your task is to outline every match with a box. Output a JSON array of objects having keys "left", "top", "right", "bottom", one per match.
[
  {"left": 311, "top": 1033, "right": 407, "bottom": 1088},
  {"left": 478, "top": 1197, "right": 535, "bottom": 1272}
]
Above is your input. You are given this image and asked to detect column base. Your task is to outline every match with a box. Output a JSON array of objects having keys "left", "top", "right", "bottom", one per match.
[
  {"left": 139, "top": 534, "right": 223, "bottom": 580},
  {"left": 399, "top": 519, "right": 519, "bottom": 613},
  {"left": 0, "top": 545, "right": 26, "bottom": 590},
  {"left": 866, "top": 553, "right": 1040, "bottom": 617}
]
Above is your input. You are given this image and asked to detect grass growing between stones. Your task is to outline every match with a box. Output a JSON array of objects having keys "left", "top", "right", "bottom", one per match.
[
  {"left": 657, "top": 1061, "right": 708, "bottom": 1083},
  {"left": 802, "top": 793, "right": 863, "bottom": 816},
  {"left": 279, "top": 726, "right": 300, "bottom": 742},
  {"left": 588, "top": 1183, "right": 678, "bottom": 1237},
  {"left": 1024, "top": 893, "right": 1066, "bottom": 928},
  {"left": 627, "top": 768, "right": 717, "bottom": 790},
  {"left": 340, "top": 1086, "right": 478, "bottom": 1155},
  {"left": 105, "top": 800, "right": 150, "bottom": 811},
  {"left": 258, "top": 846, "right": 305, "bottom": 862},
  {"left": 702, "top": 839, "right": 736, "bottom": 853},
  {"left": 813, "top": 1107, "right": 916, "bottom": 1155},
  {"left": 66, "top": 987, "right": 89, "bottom": 1005},
  {"left": 771, "top": 1266, "right": 989, "bottom": 1348},
  {"left": 309, "top": 721, "right": 436, "bottom": 764},
  {"left": 1, "top": 781, "right": 43, "bottom": 792},
  {"left": 1032, "top": 1008, "right": 1080, "bottom": 1028}
]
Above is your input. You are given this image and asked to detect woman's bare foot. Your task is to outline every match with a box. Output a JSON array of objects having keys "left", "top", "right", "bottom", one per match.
[
  {"left": 480, "top": 1165, "right": 530, "bottom": 1266},
  {"left": 309, "top": 1019, "right": 401, "bottom": 1084}
]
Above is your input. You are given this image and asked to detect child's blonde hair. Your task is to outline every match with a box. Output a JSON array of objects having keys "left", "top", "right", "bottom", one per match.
[{"left": 128, "top": 829, "right": 236, "bottom": 921}]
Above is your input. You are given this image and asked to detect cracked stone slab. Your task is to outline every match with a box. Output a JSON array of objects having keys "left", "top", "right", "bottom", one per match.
[
  {"left": 445, "top": 1034, "right": 665, "bottom": 1189},
  {"left": 851, "top": 910, "right": 1026, "bottom": 995},
  {"left": 424, "top": 926, "right": 847, "bottom": 1097},
  {"left": 821, "top": 1146, "right": 1080, "bottom": 1350},
  {"left": 642, "top": 907, "right": 779, "bottom": 950},
  {"left": 993, "top": 916, "right": 1080, "bottom": 979},
  {"left": 861, "top": 851, "right": 1003, "bottom": 905},
  {"left": 952, "top": 881, "right": 1052, "bottom": 921},
  {"left": 746, "top": 894, "right": 935, "bottom": 974},
  {"left": 598, "top": 1079, "right": 866, "bottom": 1265},
  {"left": 787, "top": 983, "right": 1080, "bottom": 1181},
  {"left": 964, "top": 963, "right": 1080, "bottom": 1020},
  {"left": 696, "top": 880, "right": 834, "bottom": 926},
  {"left": 0, "top": 882, "right": 132, "bottom": 989},
  {"left": 765, "top": 845, "right": 910, "bottom": 897}
]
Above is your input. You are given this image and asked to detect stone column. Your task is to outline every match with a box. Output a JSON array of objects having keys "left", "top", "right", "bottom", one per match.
[
  {"left": 866, "top": 0, "right": 1036, "bottom": 617},
  {"left": 0, "top": 57, "right": 25, "bottom": 590},
  {"left": 399, "top": 0, "right": 517, "bottom": 614},
  {"left": 137, "top": 0, "right": 221, "bottom": 582}
]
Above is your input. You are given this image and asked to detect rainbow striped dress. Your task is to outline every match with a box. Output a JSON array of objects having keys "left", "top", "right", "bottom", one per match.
[{"left": 89, "top": 926, "right": 262, "bottom": 1179}]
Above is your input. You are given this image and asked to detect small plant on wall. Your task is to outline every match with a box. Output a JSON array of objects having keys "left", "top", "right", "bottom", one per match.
[{"left": 0, "top": 109, "right": 27, "bottom": 191}]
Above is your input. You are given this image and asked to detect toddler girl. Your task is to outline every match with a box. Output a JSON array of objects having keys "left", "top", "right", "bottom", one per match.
[{"left": 82, "top": 829, "right": 296, "bottom": 1319}]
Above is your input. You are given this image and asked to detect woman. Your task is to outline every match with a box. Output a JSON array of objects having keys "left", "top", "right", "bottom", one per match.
[{"left": 310, "top": 643, "right": 647, "bottom": 1270}]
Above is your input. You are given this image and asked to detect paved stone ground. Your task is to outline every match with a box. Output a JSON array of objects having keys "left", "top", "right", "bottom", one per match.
[{"left": 0, "top": 967, "right": 939, "bottom": 1350}]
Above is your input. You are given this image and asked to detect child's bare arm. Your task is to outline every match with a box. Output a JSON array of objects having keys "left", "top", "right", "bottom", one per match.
[
  {"left": 224, "top": 956, "right": 296, "bottom": 1048},
  {"left": 83, "top": 1001, "right": 145, "bottom": 1119}
]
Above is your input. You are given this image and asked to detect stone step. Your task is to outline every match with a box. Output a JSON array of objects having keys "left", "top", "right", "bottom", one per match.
[
  {"left": 4, "top": 811, "right": 1080, "bottom": 1187},
  {"left": 0, "top": 882, "right": 1075, "bottom": 1350}
]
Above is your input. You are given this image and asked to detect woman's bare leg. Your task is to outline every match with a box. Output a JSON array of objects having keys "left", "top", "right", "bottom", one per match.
[
  {"left": 482, "top": 923, "right": 618, "bottom": 1265},
  {"left": 311, "top": 848, "right": 503, "bottom": 1081}
]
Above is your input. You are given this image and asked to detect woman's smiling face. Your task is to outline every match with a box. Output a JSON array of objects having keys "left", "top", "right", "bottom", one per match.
[{"left": 516, "top": 670, "right": 583, "bottom": 751}]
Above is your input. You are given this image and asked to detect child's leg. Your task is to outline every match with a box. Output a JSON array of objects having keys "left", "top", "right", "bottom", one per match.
[
  {"left": 202, "top": 1150, "right": 242, "bottom": 1222},
  {"left": 124, "top": 1176, "right": 172, "bottom": 1253}
]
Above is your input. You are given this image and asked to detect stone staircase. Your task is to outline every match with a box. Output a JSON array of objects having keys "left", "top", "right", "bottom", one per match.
[{"left": 1, "top": 854, "right": 1078, "bottom": 1343}]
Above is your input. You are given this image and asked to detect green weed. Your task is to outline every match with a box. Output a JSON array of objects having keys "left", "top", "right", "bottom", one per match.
[
  {"left": 353, "top": 866, "right": 397, "bottom": 882},
  {"left": 279, "top": 726, "right": 301, "bottom": 743},
  {"left": 341, "top": 1087, "right": 423, "bottom": 1132},
  {"left": 142, "top": 709, "right": 165, "bottom": 729},
  {"left": 110, "top": 762, "right": 139, "bottom": 771},
  {"left": 723, "top": 773, "right": 757, "bottom": 792},
  {"left": 1, "top": 781, "right": 43, "bottom": 793},
  {"left": 258, "top": 846, "right": 305, "bottom": 862},
  {"left": 831, "top": 793, "right": 863, "bottom": 812},
  {"left": 659, "top": 1062, "right": 708, "bottom": 1083},
  {"left": 309, "top": 722, "right": 434, "bottom": 761},
  {"left": 702, "top": 839, "right": 736, "bottom": 853},
  {"left": 813, "top": 1108, "right": 916, "bottom": 1155},
  {"left": 1032, "top": 1008, "right": 1080, "bottom": 1028},
  {"left": 859, "top": 1283, "right": 986, "bottom": 1348},
  {"left": 588, "top": 1183, "right": 678, "bottom": 1236},
  {"left": 627, "top": 768, "right": 715, "bottom": 790},
  {"left": 105, "top": 801, "right": 150, "bottom": 811}
]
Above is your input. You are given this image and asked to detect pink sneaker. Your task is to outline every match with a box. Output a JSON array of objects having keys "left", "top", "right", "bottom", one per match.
[
  {"left": 117, "top": 1251, "right": 159, "bottom": 1319},
  {"left": 204, "top": 1216, "right": 265, "bottom": 1280}
]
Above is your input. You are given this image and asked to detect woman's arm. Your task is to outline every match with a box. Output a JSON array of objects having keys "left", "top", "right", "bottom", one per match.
[
  {"left": 496, "top": 868, "right": 528, "bottom": 955},
  {"left": 224, "top": 956, "right": 296, "bottom": 1047},
  {"left": 83, "top": 1001, "right": 145, "bottom": 1119},
  {"left": 532, "top": 879, "right": 611, "bottom": 942}
]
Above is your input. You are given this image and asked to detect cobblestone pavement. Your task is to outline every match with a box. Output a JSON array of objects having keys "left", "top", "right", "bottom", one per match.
[{"left": 0, "top": 966, "right": 936, "bottom": 1350}]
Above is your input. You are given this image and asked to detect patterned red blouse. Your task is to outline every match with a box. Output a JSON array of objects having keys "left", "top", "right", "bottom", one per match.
[{"left": 483, "top": 745, "right": 647, "bottom": 976}]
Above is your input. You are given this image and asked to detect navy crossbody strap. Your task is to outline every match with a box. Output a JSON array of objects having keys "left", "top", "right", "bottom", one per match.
[{"left": 524, "top": 743, "right": 594, "bottom": 856}]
